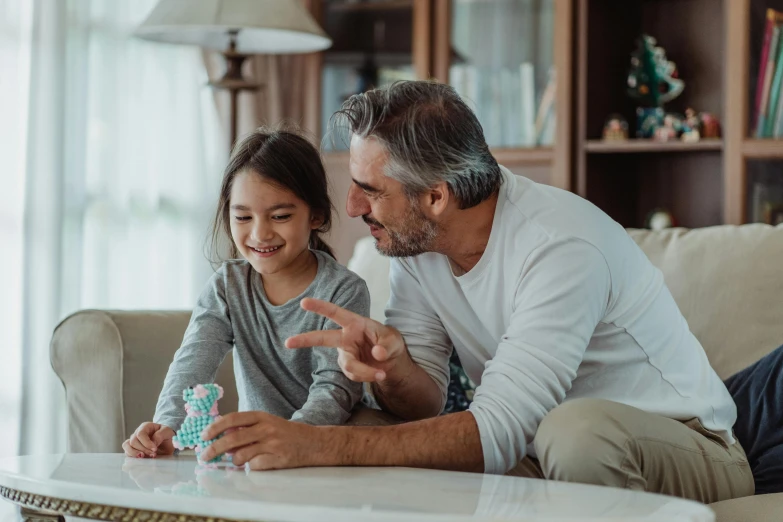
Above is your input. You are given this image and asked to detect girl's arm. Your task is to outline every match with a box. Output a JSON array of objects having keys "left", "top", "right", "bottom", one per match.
[
  {"left": 153, "top": 267, "right": 234, "bottom": 431},
  {"left": 290, "top": 282, "right": 370, "bottom": 425}
]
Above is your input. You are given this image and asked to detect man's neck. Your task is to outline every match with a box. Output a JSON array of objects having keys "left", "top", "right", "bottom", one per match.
[{"left": 436, "top": 191, "right": 499, "bottom": 274}]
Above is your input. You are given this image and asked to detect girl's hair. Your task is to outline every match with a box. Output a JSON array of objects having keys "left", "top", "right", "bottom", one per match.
[{"left": 208, "top": 125, "right": 336, "bottom": 265}]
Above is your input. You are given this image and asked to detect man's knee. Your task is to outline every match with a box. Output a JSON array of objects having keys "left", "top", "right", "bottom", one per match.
[{"left": 535, "top": 399, "right": 635, "bottom": 487}]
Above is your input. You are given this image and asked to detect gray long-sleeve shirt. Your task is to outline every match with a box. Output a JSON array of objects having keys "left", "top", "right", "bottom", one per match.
[{"left": 153, "top": 250, "right": 369, "bottom": 430}]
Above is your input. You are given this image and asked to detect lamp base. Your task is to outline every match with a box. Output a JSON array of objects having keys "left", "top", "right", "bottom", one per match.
[{"left": 208, "top": 31, "right": 263, "bottom": 148}]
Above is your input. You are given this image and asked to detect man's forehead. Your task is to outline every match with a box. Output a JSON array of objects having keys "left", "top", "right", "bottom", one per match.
[{"left": 349, "top": 135, "right": 389, "bottom": 176}]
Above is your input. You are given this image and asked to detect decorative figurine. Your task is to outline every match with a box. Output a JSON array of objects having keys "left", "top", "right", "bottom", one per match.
[
  {"left": 602, "top": 114, "right": 630, "bottom": 141},
  {"left": 628, "top": 35, "right": 685, "bottom": 138},
  {"left": 636, "top": 107, "right": 665, "bottom": 139},
  {"left": 681, "top": 107, "right": 702, "bottom": 142},
  {"left": 645, "top": 208, "right": 676, "bottom": 231},
  {"left": 699, "top": 112, "right": 722, "bottom": 138}
]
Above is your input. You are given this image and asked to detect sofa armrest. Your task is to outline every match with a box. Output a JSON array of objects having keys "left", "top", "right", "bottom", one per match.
[{"left": 50, "top": 310, "right": 237, "bottom": 453}]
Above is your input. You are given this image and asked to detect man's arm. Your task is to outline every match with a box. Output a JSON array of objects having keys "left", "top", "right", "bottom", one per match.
[
  {"left": 372, "top": 257, "right": 454, "bottom": 419},
  {"left": 201, "top": 409, "right": 485, "bottom": 472},
  {"left": 322, "top": 411, "right": 484, "bottom": 471},
  {"left": 368, "top": 345, "right": 444, "bottom": 420}
]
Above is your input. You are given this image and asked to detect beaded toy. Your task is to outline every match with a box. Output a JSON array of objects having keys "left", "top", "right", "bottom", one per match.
[{"left": 171, "top": 383, "right": 226, "bottom": 464}]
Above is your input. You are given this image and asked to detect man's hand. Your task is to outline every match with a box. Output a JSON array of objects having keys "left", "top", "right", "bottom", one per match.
[
  {"left": 122, "top": 422, "right": 175, "bottom": 458},
  {"left": 199, "top": 412, "right": 329, "bottom": 470},
  {"left": 285, "top": 297, "right": 409, "bottom": 383}
]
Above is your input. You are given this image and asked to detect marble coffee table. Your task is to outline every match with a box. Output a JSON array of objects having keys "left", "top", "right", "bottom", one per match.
[{"left": 0, "top": 454, "right": 714, "bottom": 522}]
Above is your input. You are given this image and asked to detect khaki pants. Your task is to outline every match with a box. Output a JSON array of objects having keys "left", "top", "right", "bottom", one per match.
[{"left": 508, "top": 398, "right": 755, "bottom": 504}]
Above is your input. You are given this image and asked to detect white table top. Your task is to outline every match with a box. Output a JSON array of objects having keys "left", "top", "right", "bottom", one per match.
[{"left": 0, "top": 454, "right": 714, "bottom": 522}]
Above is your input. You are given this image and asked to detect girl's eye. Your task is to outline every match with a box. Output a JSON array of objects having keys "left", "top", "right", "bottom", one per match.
[
  {"left": 272, "top": 214, "right": 292, "bottom": 221},
  {"left": 233, "top": 215, "right": 251, "bottom": 222}
]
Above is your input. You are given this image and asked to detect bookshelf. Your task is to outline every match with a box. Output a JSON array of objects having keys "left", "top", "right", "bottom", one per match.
[
  {"left": 572, "top": 0, "right": 783, "bottom": 228},
  {"left": 725, "top": 0, "right": 783, "bottom": 224},
  {"left": 308, "top": 0, "right": 783, "bottom": 231},
  {"left": 311, "top": 0, "right": 573, "bottom": 191}
]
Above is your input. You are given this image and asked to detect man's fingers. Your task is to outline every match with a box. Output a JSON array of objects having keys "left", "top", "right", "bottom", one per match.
[
  {"left": 285, "top": 329, "right": 343, "bottom": 350},
  {"left": 371, "top": 344, "right": 389, "bottom": 362},
  {"left": 248, "top": 453, "right": 281, "bottom": 471},
  {"left": 299, "top": 298, "right": 360, "bottom": 327},
  {"left": 341, "top": 351, "right": 385, "bottom": 382},
  {"left": 231, "top": 443, "right": 267, "bottom": 467},
  {"left": 201, "top": 427, "right": 259, "bottom": 461},
  {"left": 202, "top": 412, "right": 265, "bottom": 442}
]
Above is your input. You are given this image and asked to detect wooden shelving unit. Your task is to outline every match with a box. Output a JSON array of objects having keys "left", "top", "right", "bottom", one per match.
[
  {"left": 742, "top": 139, "right": 783, "bottom": 159},
  {"left": 326, "top": 0, "right": 413, "bottom": 12},
  {"left": 724, "top": 0, "right": 783, "bottom": 224},
  {"left": 314, "top": 0, "right": 574, "bottom": 192},
  {"left": 585, "top": 139, "right": 723, "bottom": 154},
  {"left": 308, "top": 0, "right": 782, "bottom": 233}
]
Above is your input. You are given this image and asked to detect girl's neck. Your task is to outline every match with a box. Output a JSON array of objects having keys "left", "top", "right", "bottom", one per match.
[{"left": 260, "top": 248, "right": 319, "bottom": 306}]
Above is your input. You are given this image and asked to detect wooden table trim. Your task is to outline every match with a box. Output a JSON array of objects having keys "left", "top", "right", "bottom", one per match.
[{"left": 0, "top": 485, "right": 261, "bottom": 522}]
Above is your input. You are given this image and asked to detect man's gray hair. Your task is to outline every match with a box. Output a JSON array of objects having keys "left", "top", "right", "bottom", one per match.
[{"left": 332, "top": 80, "right": 502, "bottom": 209}]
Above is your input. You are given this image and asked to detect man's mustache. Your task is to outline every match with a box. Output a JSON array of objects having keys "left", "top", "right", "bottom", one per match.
[{"left": 362, "top": 215, "right": 383, "bottom": 228}]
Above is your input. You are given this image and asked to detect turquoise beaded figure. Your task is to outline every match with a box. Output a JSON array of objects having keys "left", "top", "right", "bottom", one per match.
[{"left": 172, "top": 384, "right": 225, "bottom": 464}]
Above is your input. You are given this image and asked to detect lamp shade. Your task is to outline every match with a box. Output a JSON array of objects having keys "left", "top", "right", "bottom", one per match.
[{"left": 135, "top": 0, "right": 332, "bottom": 53}]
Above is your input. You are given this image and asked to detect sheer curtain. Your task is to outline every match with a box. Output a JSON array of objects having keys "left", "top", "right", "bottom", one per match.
[{"left": 0, "top": 0, "right": 225, "bottom": 460}]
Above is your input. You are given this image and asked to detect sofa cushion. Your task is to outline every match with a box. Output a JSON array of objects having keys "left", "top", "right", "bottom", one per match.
[
  {"left": 710, "top": 492, "right": 783, "bottom": 522},
  {"left": 725, "top": 344, "right": 783, "bottom": 494},
  {"left": 628, "top": 224, "right": 783, "bottom": 379}
]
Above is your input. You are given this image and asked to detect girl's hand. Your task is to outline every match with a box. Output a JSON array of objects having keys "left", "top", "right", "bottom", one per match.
[
  {"left": 285, "top": 297, "right": 408, "bottom": 382},
  {"left": 199, "top": 412, "right": 321, "bottom": 470},
  {"left": 122, "top": 422, "right": 175, "bottom": 458}
]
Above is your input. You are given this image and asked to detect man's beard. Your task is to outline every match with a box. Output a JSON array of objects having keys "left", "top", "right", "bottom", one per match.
[{"left": 364, "top": 203, "right": 438, "bottom": 258}]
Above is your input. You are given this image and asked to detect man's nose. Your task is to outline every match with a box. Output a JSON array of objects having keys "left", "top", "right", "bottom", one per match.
[{"left": 346, "top": 184, "right": 371, "bottom": 218}]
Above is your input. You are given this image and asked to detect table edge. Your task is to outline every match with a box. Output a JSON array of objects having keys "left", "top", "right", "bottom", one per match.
[{"left": 0, "top": 485, "right": 263, "bottom": 522}]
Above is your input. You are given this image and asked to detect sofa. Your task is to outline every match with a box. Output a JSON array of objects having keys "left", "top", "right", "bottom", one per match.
[{"left": 51, "top": 224, "right": 783, "bottom": 521}]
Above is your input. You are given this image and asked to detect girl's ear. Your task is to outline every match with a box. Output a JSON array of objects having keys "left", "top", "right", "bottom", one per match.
[{"left": 310, "top": 212, "right": 325, "bottom": 230}]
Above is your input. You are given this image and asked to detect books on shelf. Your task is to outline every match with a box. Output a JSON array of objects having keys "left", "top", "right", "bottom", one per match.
[
  {"left": 449, "top": 63, "right": 556, "bottom": 148},
  {"left": 753, "top": 8, "right": 783, "bottom": 138}
]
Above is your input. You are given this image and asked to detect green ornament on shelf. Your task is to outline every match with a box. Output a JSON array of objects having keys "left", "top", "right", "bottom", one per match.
[{"left": 627, "top": 34, "right": 685, "bottom": 108}]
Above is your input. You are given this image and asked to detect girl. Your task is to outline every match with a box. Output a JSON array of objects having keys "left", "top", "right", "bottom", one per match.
[{"left": 122, "top": 127, "right": 369, "bottom": 459}]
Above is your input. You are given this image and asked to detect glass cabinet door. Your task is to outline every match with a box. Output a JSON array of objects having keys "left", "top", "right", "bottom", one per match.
[
  {"left": 320, "top": 0, "right": 425, "bottom": 150},
  {"left": 448, "top": 0, "right": 555, "bottom": 149}
]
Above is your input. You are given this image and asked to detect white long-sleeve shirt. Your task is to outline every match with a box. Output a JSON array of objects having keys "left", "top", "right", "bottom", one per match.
[{"left": 385, "top": 166, "right": 737, "bottom": 475}]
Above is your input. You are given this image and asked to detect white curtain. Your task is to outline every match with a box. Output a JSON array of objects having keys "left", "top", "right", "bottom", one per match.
[{"left": 0, "top": 0, "right": 225, "bottom": 459}]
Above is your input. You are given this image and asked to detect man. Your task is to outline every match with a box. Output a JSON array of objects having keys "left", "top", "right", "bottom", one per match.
[{"left": 201, "top": 81, "right": 753, "bottom": 504}]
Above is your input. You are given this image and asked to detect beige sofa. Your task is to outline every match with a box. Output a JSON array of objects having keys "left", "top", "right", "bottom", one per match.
[{"left": 51, "top": 224, "right": 783, "bottom": 521}]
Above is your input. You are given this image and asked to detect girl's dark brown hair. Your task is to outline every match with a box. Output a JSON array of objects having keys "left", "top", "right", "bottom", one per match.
[{"left": 209, "top": 125, "right": 336, "bottom": 265}]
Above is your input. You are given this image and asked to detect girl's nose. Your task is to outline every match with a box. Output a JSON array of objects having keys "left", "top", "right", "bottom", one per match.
[{"left": 251, "top": 220, "right": 275, "bottom": 242}]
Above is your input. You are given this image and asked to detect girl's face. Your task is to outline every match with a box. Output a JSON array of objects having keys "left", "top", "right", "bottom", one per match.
[{"left": 229, "top": 171, "right": 322, "bottom": 277}]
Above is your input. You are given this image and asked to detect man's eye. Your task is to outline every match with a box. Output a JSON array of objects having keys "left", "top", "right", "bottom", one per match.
[
  {"left": 272, "top": 214, "right": 292, "bottom": 221},
  {"left": 233, "top": 215, "right": 251, "bottom": 222}
]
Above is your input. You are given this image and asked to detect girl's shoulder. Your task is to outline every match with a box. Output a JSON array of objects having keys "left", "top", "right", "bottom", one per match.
[{"left": 207, "top": 259, "right": 255, "bottom": 288}]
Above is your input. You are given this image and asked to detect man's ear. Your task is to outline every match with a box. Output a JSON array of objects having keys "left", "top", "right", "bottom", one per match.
[{"left": 422, "top": 181, "right": 450, "bottom": 217}]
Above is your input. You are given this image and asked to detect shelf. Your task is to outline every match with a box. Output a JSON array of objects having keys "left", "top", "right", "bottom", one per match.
[
  {"left": 742, "top": 139, "right": 783, "bottom": 159},
  {"left": 492, "top": 147, "right": 554, "bottom": 165},
  {"left": 326, "top": 0, "right": 412, "bottom": 13},
  {"left": 584, "top": 139, "right": 723, "bottom": 154}
]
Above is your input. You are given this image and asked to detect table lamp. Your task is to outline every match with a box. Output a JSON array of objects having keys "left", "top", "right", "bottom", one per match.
[{"left": 135, "top": 0, "right": 332, "bottom": 146}]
